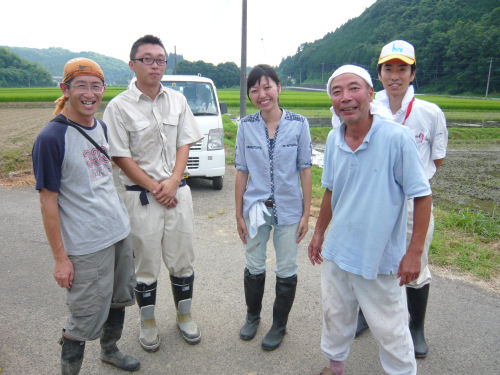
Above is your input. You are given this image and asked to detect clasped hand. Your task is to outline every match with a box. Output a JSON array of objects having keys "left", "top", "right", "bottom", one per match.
[{"left": 152, "top": 179, "right": 179, "bottom": 208}]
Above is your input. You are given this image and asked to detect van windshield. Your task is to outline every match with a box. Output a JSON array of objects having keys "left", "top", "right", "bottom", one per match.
[{"left": 162, "top": 81, "right": 218, "bottom": 116}]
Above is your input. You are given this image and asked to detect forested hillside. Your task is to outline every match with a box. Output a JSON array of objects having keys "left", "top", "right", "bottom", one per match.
[
  {"left": 2, "top": 46, "right": 182, "bottom": 85},
  {"left": 0, "top": 48, "right": 53, "bottom": 87},
  {"left": 278, "top": 0, "right": 500, "bottom": 94}
]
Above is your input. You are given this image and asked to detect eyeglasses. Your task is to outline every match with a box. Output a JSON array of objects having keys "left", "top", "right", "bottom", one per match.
[
  {"left": 132, "top": 57, "right": 167, "bottom": 66},
  {"left": 66, "top": 83, "right": 106, "bottom": 94}
]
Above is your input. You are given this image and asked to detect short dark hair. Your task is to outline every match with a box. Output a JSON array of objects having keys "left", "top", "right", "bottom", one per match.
[
  {"left": 130, "top": 35, "right": 166, "bottom": 60},
  {"left": 247, "top": 64, "right": 280, "bottom": 98}
]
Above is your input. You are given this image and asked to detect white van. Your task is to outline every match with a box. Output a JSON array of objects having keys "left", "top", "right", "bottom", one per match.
[{"left": 161, "top": 75, "right": 226, "bottom": 190}]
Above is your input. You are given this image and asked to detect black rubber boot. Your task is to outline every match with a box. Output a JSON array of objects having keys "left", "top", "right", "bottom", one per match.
[
  {"left": 60, "top": 334, "right": 85, "bottom": 375},
  {"left": 355, "top": 309, "right": 369, "bottom": 337},
  {"left": 171, "top": 274, "right": 201, "bottom": 344},
  {"left": 240, "top": 268, "right": 266, "bottom": 341},
  {"left": 261, "top": 274, "right": 297, "bottom": 351},
  {"left": 135, "top": 282, "right": 160, "bottom": 352},
  {"left": 100, "top": 307, "right": 140, "bottom": 371},
  {"left": 407, "top": 284, "right": 430, "bottom": 358}
]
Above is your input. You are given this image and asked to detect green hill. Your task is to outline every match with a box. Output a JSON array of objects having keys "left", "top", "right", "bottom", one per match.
[
  {"left": 1, "top": 46, "right": 182, "bottom": 86},
  {"left": 278, "top": 0, "right": 500, "bottom": 95},
  {"left": 0, "top": 47, "right": 53, "bottom": 87}
]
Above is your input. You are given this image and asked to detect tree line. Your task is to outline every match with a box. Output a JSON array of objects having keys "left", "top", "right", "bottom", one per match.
[
  {"left": 0, "top": 47, "right": 53, "bottom": 87},
  {"left": 277, "top": 0, "right": 500, "bottom": 95}
]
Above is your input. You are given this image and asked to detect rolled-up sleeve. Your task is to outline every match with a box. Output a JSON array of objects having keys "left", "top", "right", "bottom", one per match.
[
  {"left": 431, "top": 109, "right": 448, "bottom": 160},
  {"left": 235, "top": 122, "right": 248, "bottom": 173},
  {"left": 103, "top": 103, "right": 132, "bottom": 158}
]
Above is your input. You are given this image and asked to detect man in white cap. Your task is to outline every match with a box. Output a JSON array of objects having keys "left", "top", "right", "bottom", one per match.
[
  {"left": 355, "top": 40, "right": 448, "bottom": 359},
  {"left": 308, "top": 64, "right": 432, "bottom": 375}
]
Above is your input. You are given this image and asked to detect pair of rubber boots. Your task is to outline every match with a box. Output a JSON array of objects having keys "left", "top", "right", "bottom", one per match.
[
  {"left": 239, "top": 268, "right": 297, "bottom": 351},
  {"left": 135, "top": 274, "right": 201, "bottom": 352},
  {"left": 355, "top": 284, "right": 430, "bottom": 358},
  {"left": 60, "top": 307, "right": 140, "bottom": 374}
]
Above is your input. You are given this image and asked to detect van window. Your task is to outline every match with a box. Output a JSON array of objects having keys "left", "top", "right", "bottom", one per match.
[{"left": 162, "top": 81, "right": 217, "bottom": 116}]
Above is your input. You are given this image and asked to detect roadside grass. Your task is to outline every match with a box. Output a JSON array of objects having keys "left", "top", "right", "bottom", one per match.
[
  {"left": 431, "top": 206, "right": 499, "bottom": 280},
  {"left": 222, "top": 114, "right": 500, "bottom": 282}
]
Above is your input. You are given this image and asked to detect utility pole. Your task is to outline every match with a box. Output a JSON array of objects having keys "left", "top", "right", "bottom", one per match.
[
  {"left": 485, "top": 57, "right": 492, "bottom": 98},
  {"left": 321, "top": 63, "right": 325, "bottom": 82},
  {"left": 240, "top": 0, "right": 247, "bottom": 119}
]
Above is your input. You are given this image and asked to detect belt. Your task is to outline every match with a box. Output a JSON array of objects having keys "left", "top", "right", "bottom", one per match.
[
  {"left": 125, "top": 179, "right": 187, "bottom": 206},
  {"left": 264, "top": 199, "right": 273, "bottom": 208}
]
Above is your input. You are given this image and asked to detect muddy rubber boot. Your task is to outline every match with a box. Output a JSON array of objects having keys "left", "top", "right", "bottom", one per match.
[
  {"left": 355, "top": 309, "right": 369, "bottom": 337},
  {"left": 60, "top": 335, "right": 85, "bottom": 375},
  {"left": 171, "top": 274, "right": 201, "bottom": 344},
  {"left": 261, "top": 274, "right": 297, "bottom": 351},
  {"left": 135, "top": 282, "right": 160, "bottom": 352},
  {"left": 100, "top": 307, "right": 140, "bottom": 371},
  {"left": 407, "top": 284, "right": 430, "bottom": 358},
  {"left": 240, "top": 268, "right": 266, "bottom": 340}
]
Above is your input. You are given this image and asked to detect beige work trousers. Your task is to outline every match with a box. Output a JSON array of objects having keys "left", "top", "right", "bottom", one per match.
[{"left": 122, "top": 185, "right": 195, "bottom": 285}]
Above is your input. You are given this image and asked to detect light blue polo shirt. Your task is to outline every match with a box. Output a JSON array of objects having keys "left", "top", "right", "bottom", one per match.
[{"left": 321, "top": 115, "right": 431, "bottom": 280}]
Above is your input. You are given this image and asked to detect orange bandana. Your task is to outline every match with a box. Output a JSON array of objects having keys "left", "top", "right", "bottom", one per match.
[{"left": 54, "top": 58, "right": 105, "bottom": 115}]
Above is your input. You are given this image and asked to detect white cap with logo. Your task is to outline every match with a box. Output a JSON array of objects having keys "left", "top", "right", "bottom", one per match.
[{"left": 378, "top": 40, "right": 416, "bottom": 66}]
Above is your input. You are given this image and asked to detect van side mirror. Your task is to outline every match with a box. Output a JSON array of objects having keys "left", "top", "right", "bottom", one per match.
[{"left": 219, "top": 102, "right": 228, "bottom": 114}]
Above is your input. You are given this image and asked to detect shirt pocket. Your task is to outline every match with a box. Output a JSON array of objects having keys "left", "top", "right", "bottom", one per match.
[
  {"left": 129, "top": 120, "right": 158, "bottom": 158},
  {"left": 277, "top": 143, "right": 298, "bottom": 169},
  {"left": 161, "top": 114, "right": 180, "bottom": 152}
]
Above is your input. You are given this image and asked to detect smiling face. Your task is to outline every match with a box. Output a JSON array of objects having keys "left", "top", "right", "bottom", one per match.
[
  {"left": 378, "top": 59, "right": 416, "bottom": 99},
  {"left": 129, "top": 43, "right": 166, "bottom": 89},
  {"left": 60, "top": 75, "right": 105, "bottom": 126},
  {"left": 248, "top": 76, "right": 281, "bottom": 113},
  {"left": 329, "top": 73, "right": 373, "bottom": 126}
]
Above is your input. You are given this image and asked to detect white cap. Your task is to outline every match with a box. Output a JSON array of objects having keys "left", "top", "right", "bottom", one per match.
[
  {"left": 326, "top": 65, "right": 373, "bottom": 98},
  {"left": 378, "top": 40, "right": 416, "bottom": 65}
]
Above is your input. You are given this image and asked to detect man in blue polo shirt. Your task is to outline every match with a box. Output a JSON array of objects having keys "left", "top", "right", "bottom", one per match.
[{"left": 308, "top": 65, "right": 432, "bottom": 375}]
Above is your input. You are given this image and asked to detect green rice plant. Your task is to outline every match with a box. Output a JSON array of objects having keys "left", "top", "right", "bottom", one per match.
[
  {"left": 418, "top": 95, "right": 500, "bottom": 112},
  {"left": 448, "top": 128, "right": 500, "bottom": 140},
  {"left": 0, "top": 87, "right": 127, "bottom": 102}
]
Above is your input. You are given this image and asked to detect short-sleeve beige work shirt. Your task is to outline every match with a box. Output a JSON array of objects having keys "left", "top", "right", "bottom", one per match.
[{"left": 104, "top": 84, "right": 203, "bottom": 186}]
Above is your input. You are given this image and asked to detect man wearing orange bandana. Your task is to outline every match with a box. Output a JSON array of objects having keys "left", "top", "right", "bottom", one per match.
[{"left": 33, "top": 58, "right": 140, "bottom": 374}]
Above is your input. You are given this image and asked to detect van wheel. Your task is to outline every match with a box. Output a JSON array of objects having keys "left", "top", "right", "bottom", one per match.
[{"left": 212, "top": 176, "right": 223, "bottom": 190}]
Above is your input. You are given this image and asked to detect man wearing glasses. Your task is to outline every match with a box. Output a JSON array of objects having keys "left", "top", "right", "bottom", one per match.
[
  {"left": 104, "top": 35, "right": 203, "bottom": 353},
  {"left": 32, "top": 58, "right": 140, "bottom": 373}
]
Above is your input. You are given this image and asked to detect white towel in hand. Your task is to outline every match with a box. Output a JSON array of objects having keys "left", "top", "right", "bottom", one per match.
[{"left": 248, "top": 201, "right": 271, "bottom": 239}]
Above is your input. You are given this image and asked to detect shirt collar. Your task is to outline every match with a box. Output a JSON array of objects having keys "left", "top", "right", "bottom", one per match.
[
  {"left": 337, "top": 116, "right": 381, "bottom": 151},
  {"left": 375, "top": 85, "right": 415, "bottom": 112},
  {"left": 128, "top": 82, "right": 167, "bottom": 102}
]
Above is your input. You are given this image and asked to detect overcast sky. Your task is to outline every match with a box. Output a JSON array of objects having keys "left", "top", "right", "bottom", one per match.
[{"left": 2, "top": 0, "right": 376, "bottom": 67}]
